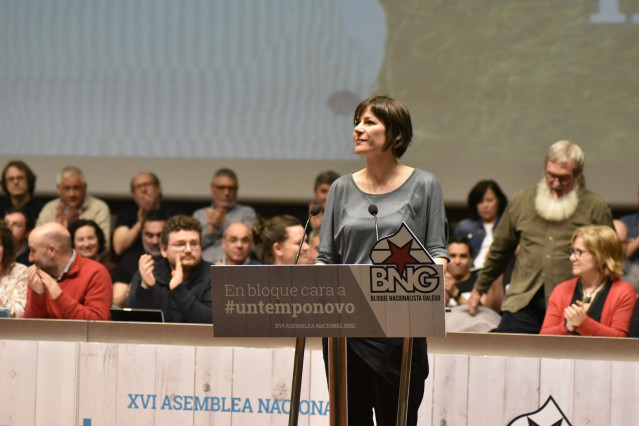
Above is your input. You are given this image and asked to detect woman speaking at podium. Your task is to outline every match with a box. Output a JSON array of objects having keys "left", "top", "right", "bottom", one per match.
[{"left": 316, "top": 95, "right": 449, "bottom": 426}]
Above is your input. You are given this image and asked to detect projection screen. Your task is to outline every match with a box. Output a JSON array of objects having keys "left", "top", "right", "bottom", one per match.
[{"left": 1, "top": 0, "right": 638, "bottom": 204}]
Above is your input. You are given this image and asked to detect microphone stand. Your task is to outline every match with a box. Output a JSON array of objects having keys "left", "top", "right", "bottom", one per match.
[
  {"left": 368, "top": 203, "right": 412, "bottom": 426},
  {"left": 289, "top": 205, "right": 320, "bottom": 426},
  {"left": 368, "top": 204, "right": 379, "bottom": 241}
]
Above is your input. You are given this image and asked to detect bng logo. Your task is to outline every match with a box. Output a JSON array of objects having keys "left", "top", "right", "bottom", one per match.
[{"left": 369, "top": 223, "right": 440, "bottom": 294}]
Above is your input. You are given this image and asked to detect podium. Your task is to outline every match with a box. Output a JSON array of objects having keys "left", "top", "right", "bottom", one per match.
[{"left": 211, "top": 224, "right": 446, "bottom": 425}]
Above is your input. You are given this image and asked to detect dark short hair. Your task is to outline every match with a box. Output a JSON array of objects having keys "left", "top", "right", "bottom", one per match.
[
  {"left": 1, "top": 160, "right": 37, "bottom": 196},
  {"left": 353, "top": 95, "right": 413, "bottom": 158},
  {"left": 142, "top": 209, "right": 169, "bottom": 228},
  {"left": 467, "top": 180, "right": 508, "bottom": 220},
  {"left": 0, "top": 221, "right": 16, "bottom": 271},
  {"left": 212, "top": 168, "right": 238, "bottom": 185},
  {"left": 314, "top": 170, "right": 340, "bottom": 191},
  {"left": 251, "top": 215, "right": 301, "bottom": 265},
  {"left": 68, "top": 219, "right": 106, "bottom": 256},
  {"left": 448, "top": 236, "right": 472, "bottom": 255},
  {"left": 160, "top": 215, "right": 202, "bottom": 246},
  {"left": 4, "top": 206, "right": 35, "bottom": 232}
]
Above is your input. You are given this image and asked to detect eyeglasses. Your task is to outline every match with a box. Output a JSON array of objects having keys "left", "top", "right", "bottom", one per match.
[
  {"left": 169, "top": 241, "right": 200, "bottom": 250},
  {"left": 570, "top": 248, "right": 591, "bottom": 258},
  {"left": 5, "top": 175, "right": 26, "bottom": 183},
  {"left": 225, "top": 237, "right": 251, "bottom": 244},
  {"left": 133, "top": 182, "right": 157, "bottom": 191},
  {"left": 544, "top": 171, "right": 573, "bottom": 185},
  {"left": 213, "top": 185, "right": 238, "bottom": 192}
]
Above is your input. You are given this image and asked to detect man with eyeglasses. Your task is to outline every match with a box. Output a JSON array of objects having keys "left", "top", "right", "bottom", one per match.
[
  {"left": 193, "top": 168, "right": 257, "bottom": 264},
  {"left": 126, "top": 215, "right": 212, "bottom": 323},
  {"left": 468, "top": 140, "right": 614, "bottom": 334},
  {"left": 112, "top": 172, "right": 180, "bottom": 256},
  {"left": 36, "top": 165, "right": 112, "bottom": 250},
  {"left": 0, "top": 160, "right": 43, "bottom": 221},
  {"left": 217, "top": 222, "right": 260, "bottom": 265}
]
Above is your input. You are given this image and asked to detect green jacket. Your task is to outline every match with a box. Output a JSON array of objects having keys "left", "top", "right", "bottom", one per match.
[{"left": 474, "top": 186, "right": 613, "bottom": 313}]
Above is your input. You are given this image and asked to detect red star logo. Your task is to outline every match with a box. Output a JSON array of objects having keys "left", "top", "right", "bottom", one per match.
[{"left": 383, "top": 241, "right": 418, "bottom": 275}]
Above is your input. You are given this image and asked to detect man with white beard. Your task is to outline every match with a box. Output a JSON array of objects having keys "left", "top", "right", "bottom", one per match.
[{"left": 468, "top": 140, "right": 614, "bottom": 333}]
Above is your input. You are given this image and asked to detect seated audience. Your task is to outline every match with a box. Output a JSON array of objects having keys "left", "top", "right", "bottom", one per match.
[
  {"left": 0, "top": 160, "right": 43, "bottom": 220},
  {"left": 111, "top": 210, "right": 167, "bottom": 307},
  {"left": 36, "top": 166, "right": 111, "bottom": 250},
  {"left": 446, "top": 236, "right": 503, "bottom": 311},
  {"left": 446, "top": 237, "right": 477, "bottom": 305},
  {"left": 540, "top": 225, "right": 636, "bottom": 337},
  {"left": 216, "top": 222, "right": 260, "bottom": 265},
  {"left": 24, "top": 222, "right": 112, "bottom": 320},
  {"left": 309, "top": 170, "right": 340, "bottom": 230},
  {"left": 68, "top": 219, "right": 114, "bottom": 272},
  {"left": 454, "top": 179, "right": 508, "bottom": 269},
  {"left": 619, "top": 186, "right": 639, "bottom": 290},
  {"left": 126, "top": 215, "right": 212, "bottom": 323},
  {"left": 193, "top": 168, "right": 257, "bottom": 264},
  {"left": 252, "top": 215, "right": 311, "bottom": 265},
  {"left": 0, "top": 221, "right": 29, "bottom": 318},
  {"left": 445, "top": 237, "right": 502, "bottom": 332},
  {"left": 4, "top": 207, "right": 34, "bottom": 266},
  {"left": 112, "top": 172, "right": 179, "bottom": 256}
]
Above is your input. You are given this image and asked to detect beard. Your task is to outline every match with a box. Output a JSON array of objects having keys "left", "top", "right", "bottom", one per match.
[
  {"left": 142, "top": 240, "right": 161, "bottom": 257},
  {"left": 534, "top": 178, "right": 579, "bottom": 221}
]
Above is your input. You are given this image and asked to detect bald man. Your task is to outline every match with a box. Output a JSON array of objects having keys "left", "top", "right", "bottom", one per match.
[
  {"left": 217, "top": 222, "right": 260, "bottom": 265},
  {"left": 24, "top": 222, "right": 112, "bottom": 320}
]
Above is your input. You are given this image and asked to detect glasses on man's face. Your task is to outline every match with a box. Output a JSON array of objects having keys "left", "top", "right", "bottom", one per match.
[
  {"left": 225, "top": 237, "right": 251, "bottom": 244},
  {"left": 169, "top": 241, "right": 200, "bottom": 250},
  {"left": 570, "top": 248, "right": 590, "bottom": 258},
  {"left": 544, "top": 171, "right": 573, "bottom": 185},
  {"left": 6, "top": 175, "right": 26, "bottom": 183},
  {"left": 133, "top": 181, "right": 158, "bottom": 192},
  {"left": 214, "top": 185, "right": 237, "bottom": 192}
]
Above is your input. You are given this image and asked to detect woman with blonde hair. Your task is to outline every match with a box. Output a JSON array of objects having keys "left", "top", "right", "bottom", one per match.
[{"left": 540, "top": 225, "right": 636, "bottom": 336}]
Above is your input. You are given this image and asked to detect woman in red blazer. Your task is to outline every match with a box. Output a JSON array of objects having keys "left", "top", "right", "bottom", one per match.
[{"left": 541, "top": 225, "right": 637, "bottom": 337}]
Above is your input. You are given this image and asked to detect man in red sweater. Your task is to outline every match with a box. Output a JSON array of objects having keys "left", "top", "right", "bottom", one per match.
[{"left": 24, "top": 222, "right": 112, "bottom": 320}]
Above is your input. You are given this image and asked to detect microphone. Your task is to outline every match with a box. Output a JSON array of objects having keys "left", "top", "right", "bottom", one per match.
[
  {"left": 295, "top": 204, "right": 321, "bottom": 264},
  {"left": 368, "top": 204, "right": 379, "bottom": 242}
]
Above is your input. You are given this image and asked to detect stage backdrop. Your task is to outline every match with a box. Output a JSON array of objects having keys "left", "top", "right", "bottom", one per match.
[
  {"left": 1, "top": 0, "right": 638, "bottom": 204},
  {"left": 0, "top": 339, "right": 637, "bottom": 425}
]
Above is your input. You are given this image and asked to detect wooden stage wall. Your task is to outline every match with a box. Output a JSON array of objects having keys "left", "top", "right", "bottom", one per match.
[{"left": 1, "top": 320, "right": 638, "bottom": 426}]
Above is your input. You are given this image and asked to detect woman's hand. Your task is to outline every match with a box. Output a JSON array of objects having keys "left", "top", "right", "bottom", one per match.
[{"left": 564, "top": 300, "right": 587, "bottom": 332}]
